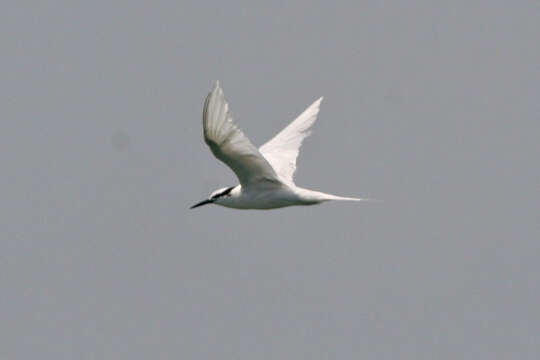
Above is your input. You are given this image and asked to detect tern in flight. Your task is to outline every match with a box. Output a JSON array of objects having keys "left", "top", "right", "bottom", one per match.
[{"left": 191, "top": 82, "right": 373, "bottom": 210}]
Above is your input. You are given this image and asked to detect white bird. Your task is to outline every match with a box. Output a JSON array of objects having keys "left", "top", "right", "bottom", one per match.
[{"left": 191, "top": 81, "right": 373, "bottom": 210}]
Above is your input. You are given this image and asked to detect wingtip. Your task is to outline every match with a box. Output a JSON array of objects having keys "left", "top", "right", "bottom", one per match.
[
  {"left": 314, "top": 96, "right": 324, "bottom": 108},
  {"left": 210, "top": 80, "right": 223, "bottom": 98},
  {"left": 306, "top": 96, "right": 324, "bottom": 111}
]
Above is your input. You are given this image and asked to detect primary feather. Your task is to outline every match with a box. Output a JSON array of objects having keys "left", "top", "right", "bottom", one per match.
[
  {"left": 259, "top": 97, "right": 323, "bottom": 185},
  {"left": 202, "top": 81, "right": 280, "bottom": 188}
]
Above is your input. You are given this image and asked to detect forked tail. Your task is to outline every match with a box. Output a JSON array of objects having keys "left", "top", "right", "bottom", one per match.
[
  {"left": 295, "top": 188, "right": 380, "bottom": 204},
  {"left": 322, "top": 194, "right": 381, "bottom": 202}
]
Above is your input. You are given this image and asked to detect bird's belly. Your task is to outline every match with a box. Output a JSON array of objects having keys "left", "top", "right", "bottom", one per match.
[{"left": 223, "top": 189, "right": 304, "bottom": 209}]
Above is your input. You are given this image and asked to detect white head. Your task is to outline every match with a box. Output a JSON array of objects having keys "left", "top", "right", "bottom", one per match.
[{"left": 190, "top": 186, "right": 238, "bottom": 209}]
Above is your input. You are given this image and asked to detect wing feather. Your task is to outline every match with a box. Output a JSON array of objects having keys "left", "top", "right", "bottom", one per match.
[
  {"left": 203, "top": 82, "right": 281, "bottom": 188},
  {"left": 259, "top": 97, "right": 323, "bottom": 184}
]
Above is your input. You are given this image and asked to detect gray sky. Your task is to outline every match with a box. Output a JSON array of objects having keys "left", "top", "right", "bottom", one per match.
[{"left": 2, "top": 1, "right": 539, "bottom": 359}]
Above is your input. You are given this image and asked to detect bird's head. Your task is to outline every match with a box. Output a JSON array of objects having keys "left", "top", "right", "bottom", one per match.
[{"left": 190, "top": 186, "right": 236, "bottom": 209}]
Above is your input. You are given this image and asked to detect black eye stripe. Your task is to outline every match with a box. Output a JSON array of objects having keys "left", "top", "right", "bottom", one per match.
[
  {"left": 222, "top": 186, "right": 234, "bottom": 196},
  {"left": 212, "top": 186, "right": 234, "bottom": 199}
]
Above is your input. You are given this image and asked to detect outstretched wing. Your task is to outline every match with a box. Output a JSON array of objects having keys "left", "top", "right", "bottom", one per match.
[
  {"left": 203, "top": 81, "right": 281, "bottom": 188},
  {"left": 259, "top": 97, "right": 323, "bottom": 184}
]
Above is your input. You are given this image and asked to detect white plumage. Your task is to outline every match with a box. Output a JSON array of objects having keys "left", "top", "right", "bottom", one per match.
[
  {"left": 191, "top": 81, "right": 372, "bottom": 210},
  {"left": 259, "top": 96, "right": 322, "bottom": 185}
]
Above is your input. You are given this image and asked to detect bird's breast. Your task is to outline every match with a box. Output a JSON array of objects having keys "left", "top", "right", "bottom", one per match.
[{"left": 221, "top": 187, "right": 302, "bottom": 209}]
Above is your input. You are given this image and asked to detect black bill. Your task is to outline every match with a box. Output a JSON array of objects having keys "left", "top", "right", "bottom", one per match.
[{"left": 190, "top": 199, "right": 213, "bottom": 209}]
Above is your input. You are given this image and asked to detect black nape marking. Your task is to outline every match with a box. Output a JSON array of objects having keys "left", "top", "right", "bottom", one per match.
[{"left": 212, "top": 186, "right": 234, "bottom": 200}]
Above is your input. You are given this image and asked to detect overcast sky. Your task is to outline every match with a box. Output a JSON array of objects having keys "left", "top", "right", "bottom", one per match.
[{"left": 2, "top": 1, "right": 539, "bottom": 359}]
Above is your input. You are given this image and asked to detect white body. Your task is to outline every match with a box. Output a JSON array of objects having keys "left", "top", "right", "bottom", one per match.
[
  {"left": 217, "top": 185, "right": 361, "bottom": 210},
  {"left": 191, "top": 82, "right": 372, "bottom": 210}
]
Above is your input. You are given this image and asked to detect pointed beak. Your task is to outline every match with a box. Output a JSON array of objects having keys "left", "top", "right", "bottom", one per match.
[{"left": 190, "top": 199, "right": 213, "bottom": 209}]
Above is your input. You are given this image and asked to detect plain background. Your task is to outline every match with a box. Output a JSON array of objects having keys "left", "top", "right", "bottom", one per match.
[{"left": 2, "top": 1, "right": 539, "bottom": 359}]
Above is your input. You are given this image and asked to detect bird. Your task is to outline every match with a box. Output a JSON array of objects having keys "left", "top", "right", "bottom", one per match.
[{"left": 191, "top": 81, "right": 374, "bottom": 210}]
